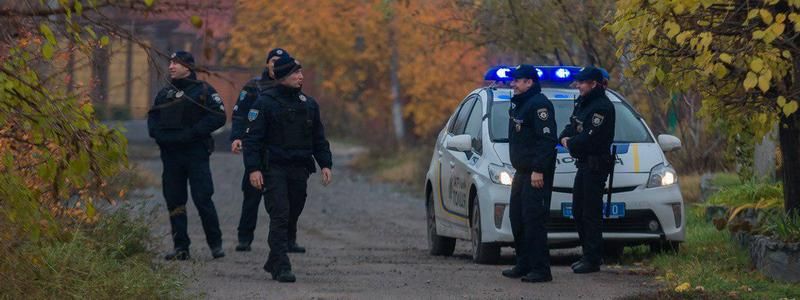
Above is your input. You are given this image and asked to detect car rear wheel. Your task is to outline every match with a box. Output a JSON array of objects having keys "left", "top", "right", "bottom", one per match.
[
  {"left": 427, "top": 191, "right": 455, "bottom": 256},
  {"left": 471, "top": 196, "right": 500, "bottom": 264}
]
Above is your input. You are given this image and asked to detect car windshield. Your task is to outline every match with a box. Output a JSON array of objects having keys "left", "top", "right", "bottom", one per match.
[{"left": 489, "top": 90, "right": 653, "bottom": 143}]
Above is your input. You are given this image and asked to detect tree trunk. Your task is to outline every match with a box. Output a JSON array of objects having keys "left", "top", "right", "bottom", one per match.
[
  {"left": 779, "top": 112, "right": 800, "bottom": 213},
  {"left": 388, "top": 26, "right": 405, "bottom": 143}
]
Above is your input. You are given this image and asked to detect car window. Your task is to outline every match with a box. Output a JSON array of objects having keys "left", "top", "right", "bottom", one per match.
[
  {"left": 464, "top": 98, "right": 483, "bottom": 154},
  {"left": 490, "top": 100, "right": 653, "bottom": 143},
  {"left": 450, "top": 96, "right": 477, "bottom": 135}
]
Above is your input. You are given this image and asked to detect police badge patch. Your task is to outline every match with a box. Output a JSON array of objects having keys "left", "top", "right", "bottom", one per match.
[
  {"left": 212, "top": 93, "right": 223, "bottom": 104},
  {"left": 537, "top": 108, "right": 549, "bottom": 121},
  {"left": 248, "top": 109, "right": 259, "bottom": 121},
  {"left": 239, "top": 90, "right": 247, "bottom": 101},
  {"left": 299, "top": 94, "right": 307, "bottom": 102},
  {"left": 592, "top": 113, "right": 605, "bottom": 126},
  {"left": 175, "top": 90, "right": 184, "bottom": 98}
]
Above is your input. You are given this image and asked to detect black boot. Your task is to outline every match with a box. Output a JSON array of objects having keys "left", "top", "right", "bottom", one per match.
[
  {"left": 211, "top": 246, "right": 225, "bottom": 259},
  {"left": 521, "top": 272, "right": 553, "bottom": 283},
  {"left": 273, "top": 268, "right": 296, "bottom": 283},
  {"left": 235, "top": 242, "right": 251, "bottom": 252},
  {"left": 572, "top": 261, "right": 601, "bottom": 274},
  {"left": 501, "top": 266, "right": 528, "bottom": 279},
  {"left": 287, "top": 241, "right": 306, "bottom": 253},
  {"left": 164, "top": 249, "right": 190, "bottom": 261}
]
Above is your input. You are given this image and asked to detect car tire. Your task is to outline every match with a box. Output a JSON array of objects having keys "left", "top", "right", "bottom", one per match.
[
  {"left": 427, "top": 191, "right": 455, "bottom": 256},
  {"left": 649, "top": 240, "right": 681, "bottom": 254},
  {"left": 470, "top": 196, "right": 500, "bottom": 264}
]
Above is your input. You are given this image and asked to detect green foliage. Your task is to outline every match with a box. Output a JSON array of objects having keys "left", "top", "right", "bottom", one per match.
[
  {"left": 761, "top": 210, "right": 800, "bottom": 243},
  {"left": 707, "top": 181, "right": 783, "bottom": 208},
  {"left": 0, "top": 212, "right": 185, "bottom": 299},
  {"left": 710, "top": 172, "right": 741, "bottom": 188},
  {"left": 626, "top": 206, "right": 800, "bottom": 299}
]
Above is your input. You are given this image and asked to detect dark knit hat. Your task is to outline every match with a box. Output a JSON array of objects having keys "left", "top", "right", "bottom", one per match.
[
  {"left": 510, "top": 64, "right": 540, "bottom": 81},
  {"left": 273, "top": 55, "right": 302, "bottom": 80},
  {"left": 574, "top": 66, "right": 605, "bottom": 82},
  {"left": 170, "top": 51, "right": 195, "bottom": 70},
  {"left": 266, "top": 48, "right": 290, "bottom": 63}
]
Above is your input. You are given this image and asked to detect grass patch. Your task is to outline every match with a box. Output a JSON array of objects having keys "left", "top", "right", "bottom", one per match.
[
  {"left": 710, "top": 173, "right": 741, "bottom": 188},
  {"left": 621, "top": 206, "right": 800, "bottom": 299},
  {"left": 706, "top": 181, "right": 782, "bottom": 207},
  {"left": 0, "top": 212, "right": 185, "bottom": 299},
  {"left": 679, "top": 173, "right": 702, "bottom": 203},
  {"left": 351, "top": 145, "right": 432, "bottom": 189}
]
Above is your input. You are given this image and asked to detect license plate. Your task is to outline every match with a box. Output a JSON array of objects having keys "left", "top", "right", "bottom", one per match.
[{"left": 561, "top": 202, "right": 626, "bottom": 219}]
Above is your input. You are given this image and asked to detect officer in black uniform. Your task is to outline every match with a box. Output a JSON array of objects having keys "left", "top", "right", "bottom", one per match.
[
  {"left": 501, "top": 64, "right": 558, "bottom": 283},
  {"left": 147, "top": 51, "right": 227, "bottom": 260},
  {"left": 230, "top": 48, "right": 294, "bottom": 252},
  {"left": 242, "top": 55, "right": 333, "bottom": 282},
  {"left": 558, "top": 66, "right": 616, "bottom": 274}
]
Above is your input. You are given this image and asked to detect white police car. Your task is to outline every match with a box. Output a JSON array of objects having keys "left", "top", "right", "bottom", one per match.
[{"left": 424, "top": 66, "right": 685, "bottom": 264}]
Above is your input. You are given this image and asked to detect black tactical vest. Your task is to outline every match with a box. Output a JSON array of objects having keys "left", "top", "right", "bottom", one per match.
[{"left": 267, "top": 94, "right": 313, "bottom": 150}]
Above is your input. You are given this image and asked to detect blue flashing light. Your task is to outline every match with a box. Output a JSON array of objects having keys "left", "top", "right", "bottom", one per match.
[
  {"left": 552, "top": 94, "right": 573, "bottom": 99},
  {"left": 484, "top": 65, "right": 585, "bottom": 84},
  {"left": 555, "top": 68, "right": 571, "bottom": 79}
]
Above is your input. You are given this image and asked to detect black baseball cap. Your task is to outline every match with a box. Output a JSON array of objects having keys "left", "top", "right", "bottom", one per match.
[{"left": 574, "top": 66, "right": 605, "bottom": 82}]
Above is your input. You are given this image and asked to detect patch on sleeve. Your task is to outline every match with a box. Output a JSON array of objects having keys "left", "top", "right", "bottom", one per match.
[
  {"left": 592, "top": 113, "right": 605, "bottom": 127},
  {"left": 212, "top": 93, "right": 223, "bottom": 104},
  {"left": 248, "top": 109, "right": 259, "bottom": 121},
  {"left": 238, "top": 90, "right": 247, "bottom": 101},
  {"left": 537, "top": 108, "right": 549, "bottom": 121}
]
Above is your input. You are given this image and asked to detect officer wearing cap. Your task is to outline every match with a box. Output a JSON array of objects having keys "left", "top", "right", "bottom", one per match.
[
  {"left": 501, "top": 64, "right": 557, "bottom": 283},
  {"left": 242, "top": 55, "right": 333, "bottom": 282},
  {"left": 559, "top": 66, "right": 616, "bottom": 274},
  {"left": 230, "top": 48, "right": 298, "bottom": 253},
  {"left": 147, "top": 50, "right": 227, "bottom": 261}
]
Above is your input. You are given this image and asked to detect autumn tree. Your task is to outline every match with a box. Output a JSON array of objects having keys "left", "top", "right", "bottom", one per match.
[
  {"left": 608, "top": 0, "right": 800, "bottom": 213},
  {"left": 226, "top": 0, "right": 486, "bottom": 144}
]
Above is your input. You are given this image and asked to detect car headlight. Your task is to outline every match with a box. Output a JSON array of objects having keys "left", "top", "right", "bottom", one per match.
[
  {"left": 489, "top": 163, "right": 514, "bottom": 186},
  {"left": 647, "top": 163, "right": 677, "bottom": 188}
]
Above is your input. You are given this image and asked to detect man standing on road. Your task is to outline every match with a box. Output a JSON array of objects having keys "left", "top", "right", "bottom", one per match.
[
  {"left": 501, "top": 64, "right": 557, "bottom": 283},
  {"left": 559, "top": 66, "right": 616, "bottom": 274},
  {"left": 230, "top": 48, "right": 298, "bottom": 253},
  {"left": 147, "top": 51, "right": 227, "bottom": 261},
  {"left": 243, "top": 55, "right": 333, "bottom": 282}
]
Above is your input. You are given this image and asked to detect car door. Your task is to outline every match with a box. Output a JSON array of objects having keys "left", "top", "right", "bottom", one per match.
[
  {"left": 449, "top": 96, "right": 484, "bottom": 217},
  {"left": 440, "top": 95, "right": 477, "bottom": 221}
]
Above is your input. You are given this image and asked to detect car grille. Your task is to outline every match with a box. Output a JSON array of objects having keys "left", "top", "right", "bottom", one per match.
[
  {"left": 546, "top": 209, "right": 662, "bottom": 233},
  {"left": 552, "top": 185, "right": 638, "bottom": 194}
]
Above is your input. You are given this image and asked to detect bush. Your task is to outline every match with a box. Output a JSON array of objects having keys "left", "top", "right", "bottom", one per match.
[
  {"left": 706, "top": 181, "right": 782, "bottom": 208},
  {"left": 0, "top": 212, "right": 184, "bottom": 299}
]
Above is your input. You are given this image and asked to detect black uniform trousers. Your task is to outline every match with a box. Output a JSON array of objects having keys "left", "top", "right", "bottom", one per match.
[
  {"left": 572, "top": 160, "right": 609, "bottom": 265},
  {"left": 160, "top": 145, "right": 222, "bottom": 251},
  {"left": 509, "top": 170, "right": 554, "bottom": 275},
  {"left": 263, "top": 164, "right": 309, "bottom": 272},
  {"left": 237, "top": 172, "right": 307, "bottom": 246}
]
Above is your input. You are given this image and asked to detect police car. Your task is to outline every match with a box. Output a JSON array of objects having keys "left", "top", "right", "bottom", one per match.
[{"left": 424, "top": 66, "right": 685, "bottom": 264}]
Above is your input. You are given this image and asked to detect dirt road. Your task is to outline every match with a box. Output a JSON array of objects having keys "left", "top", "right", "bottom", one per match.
[{"left": 126, "top": 128, "right": 657, "bottom": 299}]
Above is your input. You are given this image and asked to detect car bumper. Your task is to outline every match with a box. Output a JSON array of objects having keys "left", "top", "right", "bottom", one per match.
[{"left": 478, "top": 181, "right": 685, "bottom": 245}]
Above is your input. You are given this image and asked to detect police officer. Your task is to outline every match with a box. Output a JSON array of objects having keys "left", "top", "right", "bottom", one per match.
[
  {"left": 501, "top": 64, "right": 557, "bottom": 283},
  {"left": 559, "top": 66, "right": 616, "bottom": 274},
  {"left": 230, "top": 48, "right": 295, "bottom": 252},
  {"left": 243, "top": 55, "right": 333, "bottom": 282},
  {"left": 147, "top": 51, "right": 227, "bottom": 260}
]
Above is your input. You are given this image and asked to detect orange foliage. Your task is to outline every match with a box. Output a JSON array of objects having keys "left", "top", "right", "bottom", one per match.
[{"left": 227, "top": 0, "right": 486, "bottom": 140}]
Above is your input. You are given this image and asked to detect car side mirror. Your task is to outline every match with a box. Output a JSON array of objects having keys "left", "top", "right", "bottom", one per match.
[
  {"left": 446, "top": 134, "right": 473, "bottom": 152},
  {"left": 658, "top": 134, "right": 682, "bottom": 152}
]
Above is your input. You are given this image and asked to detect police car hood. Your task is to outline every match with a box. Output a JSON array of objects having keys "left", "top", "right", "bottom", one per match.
[{"left": 492, "top": 143, "right": 665, "bottom": 175}]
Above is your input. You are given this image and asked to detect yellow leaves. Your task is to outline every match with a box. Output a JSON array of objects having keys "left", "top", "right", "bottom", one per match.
[
  {"left": 753, "top": 30, "right": 765, "bottom": 40},
  {"left": 664, "top": 21, "right": 680, "bottom": 39},
  {"left": 750, "top": 58, "right": 764, "bottom": 73},
  {"left": 758, "top": 70, "right": 772, "bottom": 92},
  {"left": 783, "top": 50, "right": 792, "bottom": 59},
  {"left": 747, "top": 9, "right": 759, "bottom": 20},
  {"left": 676, "top": 31, "right": 693, "bottom": 45},
  {"left": 698, "top": 32, "right": 712, "bottom": 51},
  {"left": 99, "top": 35, "right": 109, "bottom": 47},
  {"left": 190, "top": 16, "right": 203, "bottom": 28},
  {"left": 784, "top": 101, "right": 799, "bottom": 116},
  {"left": 776, "top": 13, "right": 786, "bottom": 24},
  {"left": 144, "top": 0, "right": 155, "bottom": 7},
  {"left": 778, "top": 96, "right": 787, "bottom": 107},
  {"left": 744, "top": 72, "right": 758, "bottom": 90},
  {"left": 713, "top": 63, "right": 729, "bottom": 79},
  {"left": 675, "top": 282, "right": 691, "bottom": 293},
  {"left": 719, "top": 53, "right": 733, "bottom": 64},
  {"left": 760, "top": 9, "right": 774, "bottom": 25},
  {"left": 673, "top": 3, "right": 685, "bottom": 15}
]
